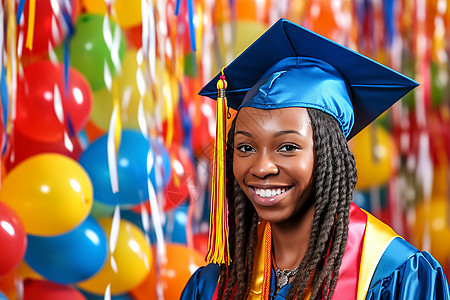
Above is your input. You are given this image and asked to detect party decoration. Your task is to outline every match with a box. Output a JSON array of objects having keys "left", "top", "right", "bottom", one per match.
[
  {"left": 124, "top": 201, "right": 189, "bottom": 244},
  {"left": 15, "top": 61, "right": 93, "bottom": 143},
  {"left": 24, "top": 279, "right": 86, "bottom": 300},
  {"left": 5, "top": 129, "right": 82, "bottom": 171},
  {"left": 81, "top": 0, "right": 142, "bottom": 29},
  {"left": 413, "top": 198, "right": 450, "bottom": 264},
  {"left": 131, "top": 244, "right": 205, "bottom": 299},
  {"left": 19, "top": 0, "right": 80, "bottom": 57},
  {"left": 79, "top": 130, "right": 165, "bottom": 205},
  {"left": 90, "top": 50, "right": 155, "bottom": 131},
  {"left": 58, "top": 14, "right": 126, "bottom": 91},
  {"left": 78, "top": 218, "right": 152, "bottom": 295},
  {"left": 81, "top": 290, "right": 134, "bottom": 300},
  {"left": 0, "top": 202, "right": 27, "bottom": 276},
  {"left": 25, "top": 216, "right": 107, "bottom": 284},
  {"left": 349, "top": 124, "right": 395, "bottom": 190},
  {"left": 0, "top": 290, "right": 6, "bottom": 300},
  {"left": 0, "top": 154, "right": 93, "bottom": 236}
]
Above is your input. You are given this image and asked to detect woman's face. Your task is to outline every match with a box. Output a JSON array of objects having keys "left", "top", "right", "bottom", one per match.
[{"left": 233, "top": 107, "right": 315, "bottom": 224}]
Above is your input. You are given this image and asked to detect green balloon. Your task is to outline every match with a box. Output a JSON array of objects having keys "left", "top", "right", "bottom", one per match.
[{"left": 58, "top": 14, "right": 126, "bottom": 91}]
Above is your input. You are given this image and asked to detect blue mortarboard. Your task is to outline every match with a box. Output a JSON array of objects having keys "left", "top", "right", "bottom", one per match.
[{"left": 199, "top": 18, "right": 418, "bottom": 139}]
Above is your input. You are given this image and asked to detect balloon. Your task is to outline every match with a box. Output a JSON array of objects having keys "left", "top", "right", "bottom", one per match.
[
  {"left": 413, "top": 198, "right": 450, "bottom": 264},
  {"left": 131, "top": 244, "right": 205, "bottom": 299},
  {"left": 78, "top": 218, "right": 152, "bottom": 295},
  {"left": 0, "top": 154, "right": 93, "bottom": 236},
  {"left": 81, "top": 290, "right": 134, "bottom": 300},
  {"left": 58, "top": 14, "right": 126, "bottom": 91},
  {"left": 19, "top": 0, "right": 80, "bottom": 57},
  {"left": 0, "top": 268, "right": 16, "bottom": 299},
  {"left": 132, "top": 144, "right": 192, "bottom": 213},
  {"left": 5, "top": 129, "right": 82, "bottom": 171},
  {"left": 0, "top": 290, "right": 6, "bottom": 300},
  {"left": 15, "top": 61, "right": 92, "bottom": 143},
  {"left": 25, "top": 216, "right": 107, "bottom": 284},
  {"left": 191, "top": 98, "right": 216, "bottom": 161},
  {"left": 90, "top": 50, "right": 155, "bottom": 131},
  {"left": 90, "top": 200, "right": 116, "bottom": 219},
  {"left": 81, "top": 0, "right": 142, "bottom": 28},
  {"left": 123, "top": 201, "right": 188, "bottom": 244},
  {"left": 348, "top": 124, "right": 395, "bottom": 190},
  {"left": 234, "top": 0, "right": 270, "bottom": 22},
  {"left": 193, "top": 232, "right": 209, "bottom": 256},
  {"left": 0, "top": 202, "right": 27, "bottom": 276},
  {"left": 24, "top": 279, "right": 86, "bottom": 300},
  {"left": 79, "top": 130, "right": 161, "bottom": 205},
  {"left": 164, "top": 146, "right": 195, "bottom": 210}
]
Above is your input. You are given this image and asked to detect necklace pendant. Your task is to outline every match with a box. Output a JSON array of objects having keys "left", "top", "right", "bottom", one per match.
[{"left": 277, "top": 273, "right": 289, "bottom": 290}]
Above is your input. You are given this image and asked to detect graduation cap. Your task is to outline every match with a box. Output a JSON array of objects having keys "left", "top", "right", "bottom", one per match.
[{"left": 202, "top": 18, "right": 418, "bottom": 266}]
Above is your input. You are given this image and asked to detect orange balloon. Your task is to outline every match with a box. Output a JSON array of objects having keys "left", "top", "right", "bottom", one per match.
[
  {"left": 413, "top": 198, "right": 450, "bottom": 265},
  {"left": 131, "top": 244, "right": 206, "bottom": 300}
]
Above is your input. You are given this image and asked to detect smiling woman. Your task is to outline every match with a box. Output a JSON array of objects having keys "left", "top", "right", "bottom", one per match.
[{"left": 181, "top": 18, "right": 450, "bottom": 300}]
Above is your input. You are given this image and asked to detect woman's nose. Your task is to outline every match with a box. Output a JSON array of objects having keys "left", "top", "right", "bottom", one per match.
[{"left": 250, "top": 152, "right": 279, "bottom": 178}]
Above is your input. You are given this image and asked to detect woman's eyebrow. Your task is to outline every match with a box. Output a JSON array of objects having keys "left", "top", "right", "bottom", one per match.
[
  {"left": 235, "top": 130, "right": 254, "bottom": 138},
  {"left": 273, "top": 130, "right": 302, "bottom": 137}
]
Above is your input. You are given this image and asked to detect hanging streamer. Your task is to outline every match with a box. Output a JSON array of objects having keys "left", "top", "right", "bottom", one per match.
[{"left": 25, "top": 0, "right": 36, "bottom": 50}]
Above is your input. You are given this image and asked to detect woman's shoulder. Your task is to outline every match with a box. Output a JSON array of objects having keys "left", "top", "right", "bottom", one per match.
[
  {"left": 180, "top": 263, "right": 221, "bottom": 300},
  {"left": 366, "top": 237, "right": 450, "bottom": 299}
]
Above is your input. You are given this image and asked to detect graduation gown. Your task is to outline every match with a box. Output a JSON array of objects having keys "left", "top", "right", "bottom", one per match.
[{"left": 181, "top": 203, "right": 450, "bottom": 299}]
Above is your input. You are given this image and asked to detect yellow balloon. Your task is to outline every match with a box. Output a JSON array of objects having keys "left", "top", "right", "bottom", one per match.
[
  {"left": 78, "top": 218, "right": 152, "bottom": 295},
  {"left": 0, "top": 154, "right": 93, "bottom": 236},
  {"left": 81, "top": 0, "right": 142, "bottom": 28},
  {"left": 413, "top": 198, "right": 450, "bottom": 264},
  {"left": 90, "top": 50, "right": 155, "bottom": 131},
  {"left": 348, "top": 124, "right": 395, "bottom": 190}
]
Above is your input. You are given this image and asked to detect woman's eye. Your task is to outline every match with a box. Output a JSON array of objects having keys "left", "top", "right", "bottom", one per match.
[
  {"left": 236, "top": 145, "right": 255, "bottom": 153},
  {"left": 278, "top": 144, "right": 300, "bottom": 152}
]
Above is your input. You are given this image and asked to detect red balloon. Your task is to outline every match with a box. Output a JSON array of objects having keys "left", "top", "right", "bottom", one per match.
[
  {"left": 15, "top": 61, "right": 92, "bottom": 143},
  {"left": 0, "top": 202, "right": 27, "bottom": 276},
  {"left": 193, "top": 232, "right": 209, "bottom": 257},
  {"left": 24, "top": 279, "right": 86, "bottom": 300},
  {"left": 4, "top": 129, "right": 82, "bottom": 171},
  {"left": 19, "top": 0, "right": 80, "bottom": 57}
]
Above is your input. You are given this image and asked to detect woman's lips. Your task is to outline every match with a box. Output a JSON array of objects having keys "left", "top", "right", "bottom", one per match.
[{"left": 248, "top": 186, "right": 292, "bottom": 207}]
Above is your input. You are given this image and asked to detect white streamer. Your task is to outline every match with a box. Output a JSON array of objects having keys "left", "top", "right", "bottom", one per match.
[
  {"left": 53, "top": 83, "right": 64, "bottom": 123},
  {"left": 107, "top": 106, "right": 119, "bottom": 193}
]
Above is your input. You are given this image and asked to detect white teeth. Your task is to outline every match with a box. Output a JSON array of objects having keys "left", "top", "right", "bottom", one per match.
[{"left": 254, "top": 187, "right": 290, "bottom": 198}]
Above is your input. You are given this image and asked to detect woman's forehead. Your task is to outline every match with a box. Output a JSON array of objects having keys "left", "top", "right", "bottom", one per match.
[{"left": 234, "top": 107, "right": 312, "bottom": 136}]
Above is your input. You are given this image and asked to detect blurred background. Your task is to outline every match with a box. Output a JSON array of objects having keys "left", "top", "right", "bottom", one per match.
[{"left": 0, "top": 0, "right": 449, "bottom": 299}]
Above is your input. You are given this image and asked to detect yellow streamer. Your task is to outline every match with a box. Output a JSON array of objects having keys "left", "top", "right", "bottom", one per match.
[
  {"left": 25, "top": 0, "right": 36, "bottom": 50},
  {"left": 112, "top": 78, "right": 122, "bottom": 151}
]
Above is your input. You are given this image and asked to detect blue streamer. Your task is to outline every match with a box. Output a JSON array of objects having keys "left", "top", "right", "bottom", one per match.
[
  {"left": 383, "top": 0, "right": 395, "bottom": 48},
  {"left": 175, "top": 0, "right": 182, "bottom": 15},
  {"left": 187, "top": 0, "right": 197, "bottom": 51},
  {"left": 1, "top": 67, "right": 8, "bottom": 125},
  {"left": 16, "top": 0, "right": 25, "bottom": 24}
]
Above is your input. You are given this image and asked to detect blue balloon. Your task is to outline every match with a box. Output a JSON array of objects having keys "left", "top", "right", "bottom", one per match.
[
  {"left": 122, "top": 201, "right": 189, "bottom": 244},
  {"left": 0, "top": 290, "right": 7, "bottom": 300},
  {"left": 79, "top": 130, "right": 159, "bottom": 205},
  {"left": 25, "top": 216, "right": 107, "bottom": 284}
]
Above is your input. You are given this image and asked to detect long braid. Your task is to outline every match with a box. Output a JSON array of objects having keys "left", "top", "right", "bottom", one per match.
[{"left": 287, "top": 108, "right": 357, "bottom": 300}]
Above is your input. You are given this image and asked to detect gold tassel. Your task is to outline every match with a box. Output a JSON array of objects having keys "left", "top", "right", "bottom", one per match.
[{"left": 206, "top": 68, "right": 231, "bottom": 265}]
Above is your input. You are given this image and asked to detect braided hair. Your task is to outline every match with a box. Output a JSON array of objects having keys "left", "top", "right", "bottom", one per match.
[{"left": 216, "top": 108, "right": 357, "bottom": 300}]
